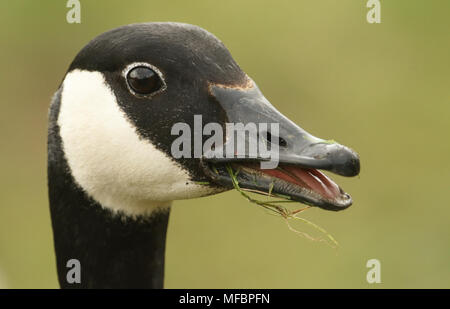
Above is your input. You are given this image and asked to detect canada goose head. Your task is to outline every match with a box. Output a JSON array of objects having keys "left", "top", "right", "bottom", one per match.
[
  {"left": 48, "top": 22, "right": 360, "bottom": 288},
  {"left": 55, "top": 22, "right": 359, "bottom": 217}
]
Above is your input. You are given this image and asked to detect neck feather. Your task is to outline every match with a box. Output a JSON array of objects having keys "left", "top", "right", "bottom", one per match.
[
  {"left": 49, "top": 190, "right": 170, "bottom": 288},
  {"left": 48, "top": 89, "right": 170, "bottom": 288}
]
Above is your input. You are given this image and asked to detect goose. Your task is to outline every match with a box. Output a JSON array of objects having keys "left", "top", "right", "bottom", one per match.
[{"left": 48, "top": 22, "right": 360, "bottom": 288}]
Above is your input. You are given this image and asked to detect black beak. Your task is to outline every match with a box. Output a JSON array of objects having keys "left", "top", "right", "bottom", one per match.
[{"left": 202, "top": 80, "right": 360, "bottom": 211}]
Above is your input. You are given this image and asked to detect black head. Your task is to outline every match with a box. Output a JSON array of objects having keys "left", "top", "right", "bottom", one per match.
[
  {"left": 68, "top": 22, "right": 249, "bottom": 179},
  {"left": 57, "top": 22, "right": 359, "bottom": 214}
]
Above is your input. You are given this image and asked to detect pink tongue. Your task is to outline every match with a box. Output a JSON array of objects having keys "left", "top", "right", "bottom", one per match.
[
  {"left": 283, "top": 166, "right": 341, "bottom": 200},
  {"left": 255, "top": 165, "right": 341, "bottom": 200}
]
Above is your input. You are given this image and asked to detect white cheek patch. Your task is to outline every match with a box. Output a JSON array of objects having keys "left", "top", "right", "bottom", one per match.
[{"left": 58, "top": 70, "right": 218, "bottom": 216}]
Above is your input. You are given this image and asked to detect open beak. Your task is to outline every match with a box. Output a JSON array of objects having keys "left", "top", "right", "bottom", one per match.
[{"left": 201, "top": 81, "right": 360, "bottom": 211}]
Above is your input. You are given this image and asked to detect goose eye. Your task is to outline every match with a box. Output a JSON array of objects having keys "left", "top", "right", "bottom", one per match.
[{"left": 126, "top": 66, "right": 163, "bottom": 95}]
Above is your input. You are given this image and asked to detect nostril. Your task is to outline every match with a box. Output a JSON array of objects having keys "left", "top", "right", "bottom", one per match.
[{"left": 263, "top": 131, "right": 287, "bottom": 148}]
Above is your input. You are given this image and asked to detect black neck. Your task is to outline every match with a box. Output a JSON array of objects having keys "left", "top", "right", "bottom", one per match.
[
  {"left": 48, "top": 89, "right": 169, "bottom": 288},
  {"left": 49, "top": 188, "right": 170, "bottom": 289}
]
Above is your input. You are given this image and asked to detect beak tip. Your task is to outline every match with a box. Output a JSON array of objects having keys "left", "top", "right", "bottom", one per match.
[{"left": 327, "top": 144, "right": 360, "bottom": 177}]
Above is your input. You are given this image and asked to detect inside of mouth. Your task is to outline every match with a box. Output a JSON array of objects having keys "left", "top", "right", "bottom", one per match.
[
  {"left": 241, "top": 163, "right": 344, "bottom": 201},
  {"left": 221, "top": 163, "right": 340, "bottom": 248}
]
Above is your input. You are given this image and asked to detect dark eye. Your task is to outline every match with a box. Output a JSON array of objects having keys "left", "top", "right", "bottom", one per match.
[{"left": 126, "top": 66, "right": 164, "bottom": 95}]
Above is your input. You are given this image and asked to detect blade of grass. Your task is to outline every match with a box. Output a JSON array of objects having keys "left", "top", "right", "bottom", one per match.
[{"left": 226, "top": 164, "right": 339, "bottom": 249}]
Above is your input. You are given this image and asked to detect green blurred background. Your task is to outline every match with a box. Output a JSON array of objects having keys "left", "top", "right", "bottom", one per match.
[{"left": 0, "top": 0, "right": 449, "bottom": 288}]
